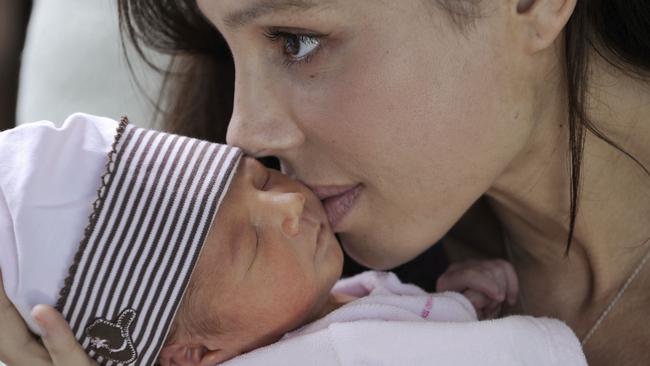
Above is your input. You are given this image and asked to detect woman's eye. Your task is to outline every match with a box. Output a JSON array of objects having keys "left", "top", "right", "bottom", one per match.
[
  {"left": 264, "top": 30, "right": 323, "bottom": 66},
  {"left": 284, "top": 34, "right": 320, "bottom": 60}
]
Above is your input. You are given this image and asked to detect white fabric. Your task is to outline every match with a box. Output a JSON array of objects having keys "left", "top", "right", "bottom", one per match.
[
  {"left": 16, "top": 0, "right": 166, "bottom": 127},
  {"left": 0, "top": 113, "right": 118, "bottom": 334},
  {"left": 223, "top": 271, "right": 588, "bottom": 366}
]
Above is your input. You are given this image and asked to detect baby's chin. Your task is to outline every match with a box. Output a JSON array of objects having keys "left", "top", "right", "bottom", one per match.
[
  {"left": 310, "top": 240, "right": 345, "bottom": 316},
  {"left": 317, "top": 225, "right": 344, "bottom": 280}
]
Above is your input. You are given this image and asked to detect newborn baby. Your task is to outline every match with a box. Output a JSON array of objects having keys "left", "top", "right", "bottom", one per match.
[
  {"left": 160, "top": 156, "right": 516, "bottom": 365},
  {"left": 0, "top": 114, "right": 516, "bottom": 366}
]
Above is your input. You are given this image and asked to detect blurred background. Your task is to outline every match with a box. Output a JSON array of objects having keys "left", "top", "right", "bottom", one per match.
[{"left": 1, "top": 0, "right": 165, "bottom": 130}]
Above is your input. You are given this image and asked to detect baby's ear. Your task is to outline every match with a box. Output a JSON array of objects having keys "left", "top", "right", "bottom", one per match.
[
  {"left": 159, "top": 343, "right": 237, "bottom": 366},
  {"left": 199, "top": 348, "right": 240, "bottom": 366},
  {"left": 158, "top": 343, "right": 205, "bottom": 366}
]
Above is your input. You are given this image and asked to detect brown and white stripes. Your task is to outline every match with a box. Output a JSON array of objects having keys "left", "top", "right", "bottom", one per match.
[{"left": 55, "top": 118, "right": 242, "bottom": 366}]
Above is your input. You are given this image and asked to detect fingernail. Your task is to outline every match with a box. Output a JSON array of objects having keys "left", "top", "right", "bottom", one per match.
[{"left": 31, "top": 308, "right": 48, "bottom": 338}]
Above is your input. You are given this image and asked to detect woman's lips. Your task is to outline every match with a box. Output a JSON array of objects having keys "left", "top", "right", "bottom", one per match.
[{"left": 310, "top": 184, "right": 363, "bottom": 230}]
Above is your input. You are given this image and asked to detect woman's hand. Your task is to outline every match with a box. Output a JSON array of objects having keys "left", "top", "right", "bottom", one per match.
[
  {"left": 0, "top": 271, "right": 51, "bottom": 366},
  {"left": 0, "top": 272, "right": 96, "bottom": 366},
  {"left": 436, "top": 259, "right": 519, "bottom": 320},
  {"left": 30, "top": 305, "right": 98, "bottom": 366}
]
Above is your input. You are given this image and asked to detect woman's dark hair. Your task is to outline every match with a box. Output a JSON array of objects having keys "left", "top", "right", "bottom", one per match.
[
  {"left": 118, "top": 0, "right": 650, "bottom": 253},
  {"left": 562, "top": 1, "right": 649, "bottom": 252},
  {"left": 118, "top": 0, "right": 235, "bottom": 142}
]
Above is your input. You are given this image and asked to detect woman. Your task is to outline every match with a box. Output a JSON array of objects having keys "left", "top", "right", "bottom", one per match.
[{"left": 1, "top": 0, "right": 649, "bottom": 365}]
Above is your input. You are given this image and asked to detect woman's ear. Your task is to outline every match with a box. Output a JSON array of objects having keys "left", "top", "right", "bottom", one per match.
[{"left": 514, "top": 0, "right": 577, "bottom": 53}]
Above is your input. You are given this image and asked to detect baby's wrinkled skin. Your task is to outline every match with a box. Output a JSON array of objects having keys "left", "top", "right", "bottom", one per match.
[
  {"left": 160, "top": 157, "right": 518, "bottom": 366},
  {"left": 0, "top": 157, "right": 517, "bottom": 366},
  {"left": 160, "top": 157, "right": 346, "bottom": 365}
]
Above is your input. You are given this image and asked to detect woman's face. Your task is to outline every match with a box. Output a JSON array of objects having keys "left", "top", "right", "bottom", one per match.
[{"left": 198, "top": 0, "right": 544, "bottom": 269}]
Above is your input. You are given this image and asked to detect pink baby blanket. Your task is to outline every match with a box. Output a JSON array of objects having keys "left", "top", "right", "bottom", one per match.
[{"left": 222, "top": 271, "right": 587, "bottom": 366}]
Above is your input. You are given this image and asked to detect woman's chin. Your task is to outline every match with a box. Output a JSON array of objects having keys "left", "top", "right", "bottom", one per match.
[
  {"left": 340, "top": 233, "right": 429, "bottom": 271},
  {"left": 339, "top": 237, "right": 391, "bottom": 270}
]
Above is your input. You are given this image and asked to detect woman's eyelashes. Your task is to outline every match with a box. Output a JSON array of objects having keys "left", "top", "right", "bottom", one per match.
[{"left": 263, "top": 29, "right": 325, "bottom": 67}]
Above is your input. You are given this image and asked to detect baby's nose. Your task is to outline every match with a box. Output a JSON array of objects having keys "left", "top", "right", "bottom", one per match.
[{"left": 273, "top": 192, "right": 306, "bottom": 237}]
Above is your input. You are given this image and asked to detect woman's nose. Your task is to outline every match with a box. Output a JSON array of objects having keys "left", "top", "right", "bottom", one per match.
[
  {"left": 267, "top": 192, "right": 306, "bottom": 237},
  {"left": 226, "top": 67, "right": 305, "bottom": 157}
]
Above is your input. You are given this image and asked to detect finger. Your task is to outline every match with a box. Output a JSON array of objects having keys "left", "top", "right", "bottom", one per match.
[
  {"left": 463, "top": 289, "right": 491, "bottom": 312},
  {"left": 436, "top": 273, "right": 455, "bottom": 292},
  {"left": 498, "top": 260, "right": 520, "bottom": 305},
  {"left": 483, "top": 301, "right": 503, "bottom": 320},
  {"left": 463, "top": 290, "right": 500, "bottom": 320},
  {"left": 474, "top": 259, "right": 516, "bottom": 303},
  {"left": 437, "top": 268, "right": 502, "bottom": 300},
  {"left": 0, "top": 274, "right": 52, "bottom": 365},
  {"left": 32, "top": 305, "right": 97, "bottom": 366},
  {"left": 482, "top": 263, "right": 507, "bottom": 302}
]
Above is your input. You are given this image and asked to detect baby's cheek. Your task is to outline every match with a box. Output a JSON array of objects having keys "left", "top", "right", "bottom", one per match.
[
  {"left": 261, "top": 277, "right": 319, "bottom": 330},
  {"left": 227, "top": 293, "right": 310, "bottom": 350},
  {"left": 236, "top": 249, "right": 323, "bottom": 339}
]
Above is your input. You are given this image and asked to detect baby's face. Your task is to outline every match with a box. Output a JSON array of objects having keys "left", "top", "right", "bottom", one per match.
[{"left": 168, "top": 157, "right": 344, "bottom": 362}]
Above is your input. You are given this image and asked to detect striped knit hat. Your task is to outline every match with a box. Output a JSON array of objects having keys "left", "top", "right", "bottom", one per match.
[{"left": 0, "top": 114, "right": 242, "bottom": 365}]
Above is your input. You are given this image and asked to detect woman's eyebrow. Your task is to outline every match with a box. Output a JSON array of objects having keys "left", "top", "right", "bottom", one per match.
[{"left": 224, "top": 0, "right": 324, "bottom": 28}]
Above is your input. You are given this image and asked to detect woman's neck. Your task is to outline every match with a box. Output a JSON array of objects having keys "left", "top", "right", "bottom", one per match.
[{"left": 486, "top": 53, "right": 650, "bottom": 326}]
